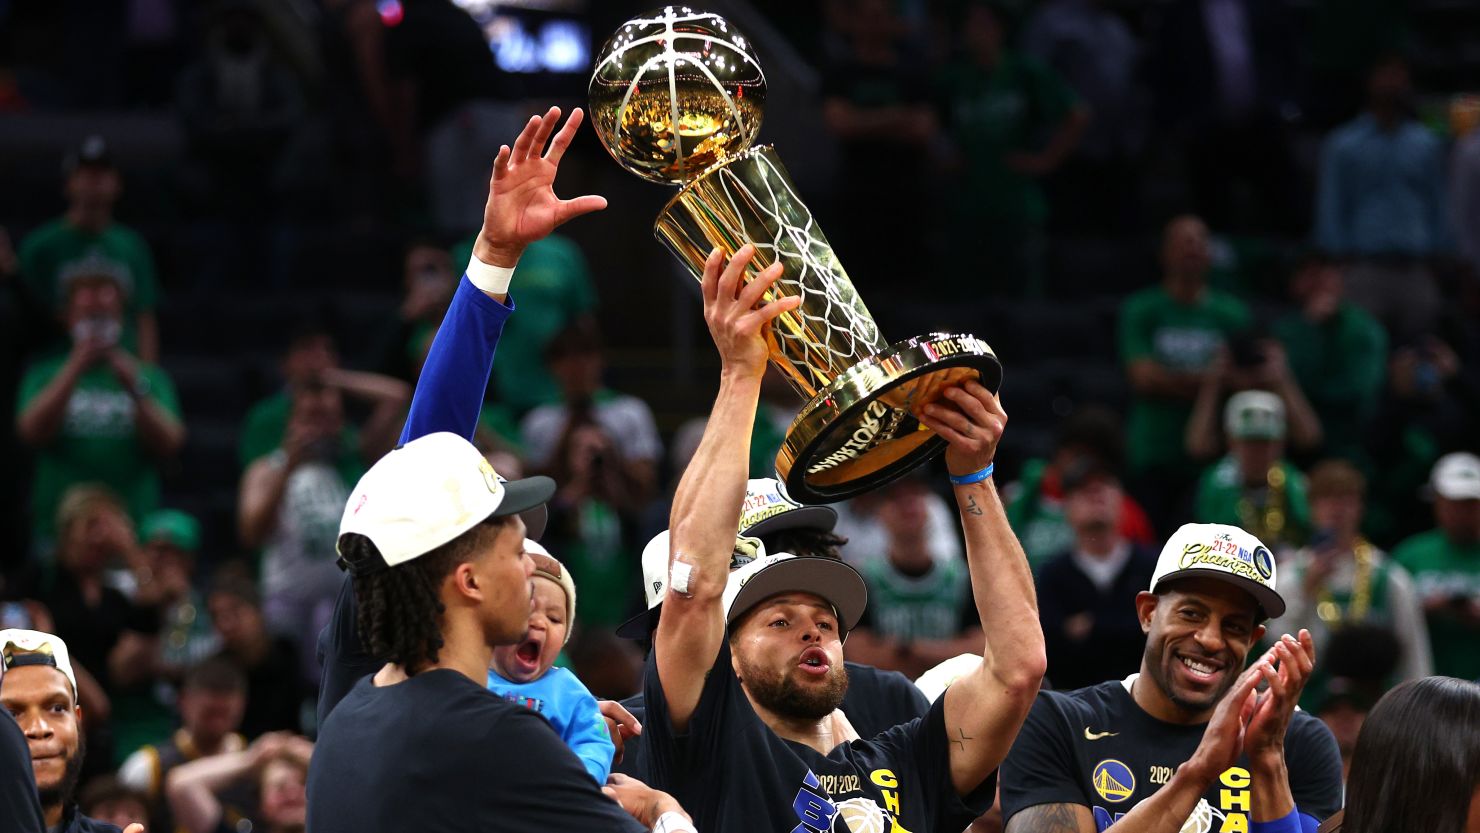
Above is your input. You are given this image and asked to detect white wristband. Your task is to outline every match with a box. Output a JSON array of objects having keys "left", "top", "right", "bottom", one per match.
[
  {"left": 652, "top": 811, "right": 696, "bottom": 833},
  {"left": 466, "top": 252, "right": 516, "bottom": 295}
]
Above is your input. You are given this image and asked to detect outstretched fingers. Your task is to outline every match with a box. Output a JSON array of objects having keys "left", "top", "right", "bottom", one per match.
[
  {"left": 491, "top": 144, "right": 512, "bottom": 182},
  {"left": 701, "top": 248, "right": 724, "bottom": 305},
  {"left": 717, "top": 244, "right": 757, "bottom": 303},
  {"left": 556, "top": 194, "right": 609, "bottom": 224},
  {"left": 545, "top": 107, "right": 585, "bottom": 165},
  {"left": 510, "top": 112, "right": 546, "bottom": 163},
  {"left": 527, "top": 105, "right": 562, "bottom": 158}
]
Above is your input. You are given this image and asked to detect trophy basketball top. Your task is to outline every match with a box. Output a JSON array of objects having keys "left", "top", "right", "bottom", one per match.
[{"left": 589, "top": 8, "right": 766, "bottom": 185}]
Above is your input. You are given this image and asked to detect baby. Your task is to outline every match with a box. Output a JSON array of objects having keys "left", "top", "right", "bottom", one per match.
[{"left": 487, "top": 540, "right": 615, "bottom": 782}]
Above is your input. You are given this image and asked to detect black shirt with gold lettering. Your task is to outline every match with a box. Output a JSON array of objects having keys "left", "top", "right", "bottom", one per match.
[
  {"left": 1001, "top": 677, "right": 1342, "bottom": 832},
  {"left": 643, "top": 643, "right": 994, "bottom": 833}
]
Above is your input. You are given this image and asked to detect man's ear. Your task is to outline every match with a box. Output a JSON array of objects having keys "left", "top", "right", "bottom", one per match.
[
  {"left": 74, "top": 705, "right": 84, "bottom": 726},
  {"left": 452, "top": 561, "right": 483, "bottom": 603},
  {"left": 1134, "top": 591, "right": 1159, "bottom": 635},
  {"left": 1252, "top": 624, "right": 1267, "bottom": 645}
]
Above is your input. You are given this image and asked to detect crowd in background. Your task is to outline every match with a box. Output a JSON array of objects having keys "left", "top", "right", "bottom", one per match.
[{"left": 0, "top": 0, "right": 1478, "bottom": 828}]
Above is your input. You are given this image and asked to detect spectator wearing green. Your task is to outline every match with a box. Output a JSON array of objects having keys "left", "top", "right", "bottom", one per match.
[
  {"left": 453, "top": 234, "right": 596, "bottom": 415},
  {"left": 1272, "top": 253, "right": 1387, "bottom": 465},
  {"left": 19, "top": 136, "right": 161, "bottom": 362},
  {"left": 1119, "top": 215, "right": 1250, "bottom": 527},
  {"left": 1265, "top": 460, "right": 1431, "bottom": 711},
  {"left": 1193, "top": 391, "right": 1312, "bottom": 553},
  {"left": 1392, "top": 452, "right": 1480, "bottom": 681},
  {"left": 238, "top": 372, "right": 408, "bottom": 678},
  {"left": 936, "top": 1, "right": 1088, "bottom": 295},
  {"left": 15, "top": 269, "right": 184, "bottom": 556}
]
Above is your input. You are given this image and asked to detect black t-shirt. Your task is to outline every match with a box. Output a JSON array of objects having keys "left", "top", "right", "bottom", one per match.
[
  {"left": 1001, "top": 677, "right": 1344, "bottom": 831},
  {"left": 316, "top": 574, "right": 375, "bottom": 728},
  {"left": 612, "top": 660, "right": 931, "bottom": 779},
  {"left": 307, "top": 670, "right": 645, "bottom": 833},
  {"left": 2, "top": 710, "right": 44, "bottom": 833},
  {"left": 643, "top": 642, "right": 994, "bottom": 833}
]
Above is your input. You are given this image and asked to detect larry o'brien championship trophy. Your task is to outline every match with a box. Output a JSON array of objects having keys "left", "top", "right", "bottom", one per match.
[{"left": 589, "top": 8, "right": 1002, "bottom": 503}]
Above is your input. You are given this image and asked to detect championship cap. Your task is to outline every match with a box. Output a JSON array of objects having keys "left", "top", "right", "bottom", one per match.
[
  {"left": 1224, "top": 391, "right": 1285, "bottom": 441},
  {"left": 0, "top": 629, "right": 78, "bottom": 701},
  {"left": 722, "top": 552, "right": 868, "bottom": 639},
  {"left": 739, "top": 478, "right": 838, "bottom": 539},
  {"left": 1431, "top": 452, "right": 1480, "bottom": 501},
  {"left": 1150, "top": 523, "right": 1284, "bottom": 620},
  {"left": 336, "top": 432, "right": 555, "bottom": 575},
  {"left": 526, "top": 539, "right": 578, "bottom": 643},
  {"left": 615, "top": 478, "right": 838, "bottom": 639}
]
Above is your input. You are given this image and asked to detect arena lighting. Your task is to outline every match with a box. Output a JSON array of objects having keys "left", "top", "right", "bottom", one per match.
[{"left": 450, "top": 0, "right": 592, "bottom": 75}]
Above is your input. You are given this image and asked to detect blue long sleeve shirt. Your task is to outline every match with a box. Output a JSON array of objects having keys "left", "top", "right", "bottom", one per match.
[
  {"left": 488, "top": 666, "right": 616, "bottom": 783},
  {"left": 1315, "top": 113, "right": 1450, "bottom": 256},
  {"left": 317, "top": 276, "right": 514, "bottom": 727}
]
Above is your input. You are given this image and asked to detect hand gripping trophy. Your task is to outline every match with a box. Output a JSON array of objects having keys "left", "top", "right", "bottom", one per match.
[{"left": 590, "top": 7, "right": 1002, "bottom": 503}]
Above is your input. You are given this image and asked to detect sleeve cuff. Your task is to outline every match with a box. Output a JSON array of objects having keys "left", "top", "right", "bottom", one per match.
[
  {"left": 1250, "top": 808, "right": 1303, "bottom": 833},
  {"left": 466, "top": 252, "right": 515, "bottom": 294}
]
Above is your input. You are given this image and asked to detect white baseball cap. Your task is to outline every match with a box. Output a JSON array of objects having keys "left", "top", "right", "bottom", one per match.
[
  {"left": 0, "top": 629, "right": 78, "bottom": 701},
  {"left": 1224, "top": 390, "right": 1285, "bottom": 441},
  {"left": 1431, "top": 452, "right": 1480, "bottom": 501},
  {"left": 336, "top": 432, "right": 555, "bottom": 575},
  {"left": 722, "top": 552, "right": 868, "bottom": 638},
  {"left": 1149, "top": 523, "right": 1284, "bottom": 620},
  {"left": 616, "top": 478, "right": 840, "bottom": 639}
]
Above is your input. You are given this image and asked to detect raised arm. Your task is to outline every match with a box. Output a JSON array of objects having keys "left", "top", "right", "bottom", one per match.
[
  {"left": 400, "top": 105, "right": 606, "bottom": 445},
  {"left": 919, "top": 383, "right": 1046, "bottom": 795},
  {"left": 655, "top": 245, "right": 797, "bottom": 732}
]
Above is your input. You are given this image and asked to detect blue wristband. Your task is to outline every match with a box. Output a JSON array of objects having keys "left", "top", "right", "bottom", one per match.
[
  {"left": 949, "top": 462, "right": 994, "bottom": 486},
  {"left": 1249, "top": 808, "right": 1302, "bottom": 833}
]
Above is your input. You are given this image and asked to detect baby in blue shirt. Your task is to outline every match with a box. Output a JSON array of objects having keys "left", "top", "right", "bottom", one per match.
[{"left": 487, "top": 540, "right": 615, "bottom": 782}]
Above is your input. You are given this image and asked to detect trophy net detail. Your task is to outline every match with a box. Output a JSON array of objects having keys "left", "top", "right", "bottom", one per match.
[{"left": 657, "top": 146, "right": 887, "bottom": 399}]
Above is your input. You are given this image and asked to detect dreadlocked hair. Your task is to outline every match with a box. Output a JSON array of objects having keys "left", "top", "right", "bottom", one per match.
[
  {"left": 342, "top": 517, "right": 510, "bottom": 675},
  {"left": 762, "top": 528, "right": 850, "bottom": 560}
]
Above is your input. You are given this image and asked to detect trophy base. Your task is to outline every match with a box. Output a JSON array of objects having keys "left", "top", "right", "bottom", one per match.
[{"left": 776, "top": 333, "right": 1002, "bottom": 504}]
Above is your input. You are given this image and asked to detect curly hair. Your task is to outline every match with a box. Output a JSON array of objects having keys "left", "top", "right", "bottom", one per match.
[
  {"left": 343, "top": 517, "right": 510, "bottom": 674},
  {"left": 761, "top": 528, "right": 849, "bottom": 560}
]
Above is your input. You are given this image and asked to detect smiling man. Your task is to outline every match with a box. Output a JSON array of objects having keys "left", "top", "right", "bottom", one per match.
[
  {"left": 1, "top": 629, "right": 142, "bottom": 833},
  {"left": 1000, "top": 523, "right": 1343, "bottom": 833}
]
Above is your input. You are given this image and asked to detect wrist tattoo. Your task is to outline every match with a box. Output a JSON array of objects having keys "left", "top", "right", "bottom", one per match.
[{"left": 965, "top": 496, "right": 984, "bottom": 516}]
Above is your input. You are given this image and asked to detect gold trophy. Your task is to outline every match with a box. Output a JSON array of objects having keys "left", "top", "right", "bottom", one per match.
[{"left": 590, "top": 8, "right": 1001, "bottom": 503}]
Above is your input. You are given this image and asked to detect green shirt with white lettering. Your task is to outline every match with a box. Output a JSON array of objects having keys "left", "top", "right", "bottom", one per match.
[
  {"left": 1392, "top": 529, "right": 1480, "bottom": 680},
  {"left": 17, "top": 357, "right": 180, "bottom": 547},
  {"left": 1118, "top": 287, "right": 1251, "bottom": 473}
]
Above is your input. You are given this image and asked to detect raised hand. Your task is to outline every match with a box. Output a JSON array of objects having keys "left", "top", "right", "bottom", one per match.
[
  {"left": 917, "top": 381, "right": 1006, "bottom": 477},
  {"left": 701, "top": 244, "right": 800, "bottom": 379},
  {"left": 475, "top": 106, "right": 608, "bottom": 268}
]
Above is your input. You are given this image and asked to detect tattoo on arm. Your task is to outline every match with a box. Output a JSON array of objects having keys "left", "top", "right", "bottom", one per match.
[
  {"left": 950, "top": 727, "right": 974, "bottom": 752},
  {"left": 1007, "top": 803, "right": 1088, "bottom": 833},
  {"left": 965, "top": 496, "right": 984, "bottom": 516}
]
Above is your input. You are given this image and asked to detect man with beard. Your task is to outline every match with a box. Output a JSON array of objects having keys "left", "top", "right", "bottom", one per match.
[
  {"left": 641, "top": 244, "right": 1047, "bottom": 833},
  {"left": 609, "top": 479, "right": 932, "bottom": 779},
  {"left": 1, "top": 629, "right": 144, "bottom": 833},
  {"left": 1000, "top": 523, "right": 1344, "bottom": 833}
]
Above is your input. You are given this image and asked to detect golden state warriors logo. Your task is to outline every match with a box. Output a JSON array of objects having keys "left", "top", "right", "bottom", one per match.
[
  {"left": 1092, "top": 759, "right": 1135, "bottom": 803},
  {"left": 1253, "top": 546, "right": 1274, "bottom": 582}
]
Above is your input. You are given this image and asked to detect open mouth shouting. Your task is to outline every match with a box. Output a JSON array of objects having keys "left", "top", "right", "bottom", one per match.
[
  {"left": 797, "top": 646, "right": 831, "bottom": 678},
  {"left": 507, "top": 631, "right": 547, "bottom": 680}
]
